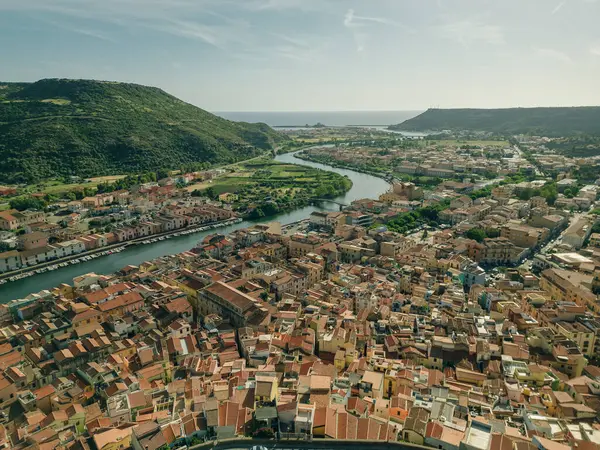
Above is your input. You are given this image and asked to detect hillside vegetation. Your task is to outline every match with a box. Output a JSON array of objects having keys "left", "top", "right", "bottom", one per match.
[
  {"left": 0, "top": 79, "right": 285, "bottom": 183},
  {"left": 389, "top": 107, "right": 600, "bottom": 137}
]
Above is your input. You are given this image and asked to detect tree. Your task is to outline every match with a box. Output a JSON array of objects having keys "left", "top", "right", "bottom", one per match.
[
  {"left": 259, "top": 291, "right": 269, "bottom": 301},
  {"left": 539, "top": 182, "right": 558, "bottom": 205},
  {"left": 9, "top": 196, "right": 46, "bottom": 211},
  {"left": 204, "top": 187, "right": 216, "bottom": 199},
  {"left": 83, "top": 187, "right": 95, "bottom": 197},
  {"left": 248, "top": 207, "right": 265, "bottom": 219},
  {"left": 465, "top": 228, "right": 487, "bottom": 242},
  {"left": 517, "top": 187, "right": 534, "bottom": 201}
]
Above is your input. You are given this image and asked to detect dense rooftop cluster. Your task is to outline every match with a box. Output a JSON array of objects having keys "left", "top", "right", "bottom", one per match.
[
  {"left": 2, "top": 138, "right": 600, "bottom": 450},
  {"left": 2, "top": 172, "right": 600, "bottom": 450}
]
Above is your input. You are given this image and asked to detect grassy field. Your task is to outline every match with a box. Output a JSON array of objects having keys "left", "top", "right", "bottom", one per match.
[
  {"left": 0, "top": 175, "right": 130, "bottom": 207},
  {"left": 424, "top": 139, "right": 509, "bottom": 147},
  {"left": 86, "top": 175, "right": 127, "bottom": 183},
  {"left": 186, "top": 158, "right": 352, "bottom": 211}
]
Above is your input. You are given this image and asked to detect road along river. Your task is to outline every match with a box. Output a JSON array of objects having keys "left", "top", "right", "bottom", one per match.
[{"left": 0, "top": 150, "right": 390, "bottom": 302}]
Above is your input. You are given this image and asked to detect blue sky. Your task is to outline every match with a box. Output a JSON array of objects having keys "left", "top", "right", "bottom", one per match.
[{"left": 1, "top": 0, "right": 599, "bottom": 111}]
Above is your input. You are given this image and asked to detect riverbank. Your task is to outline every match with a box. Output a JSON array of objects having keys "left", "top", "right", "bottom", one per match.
[
  {"left": 0, "top": 150, "right": 390, "bottom": 302},
  {"left": 188, "top": 157, "right": 352, "bottom": 220},
  {"left": 294, "top": 151, "right": 393, "bottom": 181},
  {"left": 0, "top": 217, "right": 242, "bottom": 284}
]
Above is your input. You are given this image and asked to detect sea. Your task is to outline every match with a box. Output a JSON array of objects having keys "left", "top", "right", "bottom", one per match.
[{"left": 214, "top": 110, "right": 423, "bottom": 127}]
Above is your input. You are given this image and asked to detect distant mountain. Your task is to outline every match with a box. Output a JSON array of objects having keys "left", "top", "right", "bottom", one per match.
[
  {"left": 389, "top": 107, "right": 600, "bottom": 137},
  {"left": 0, "top": 79, "right": 286, "bottom": 183}
]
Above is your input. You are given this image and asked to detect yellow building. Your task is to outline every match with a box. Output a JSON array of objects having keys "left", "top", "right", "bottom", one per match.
[
  {"left": 92, "top": 426, "right": 136, "bottom": 450},
  {"left": 550, "top": 341, "right": 587, "bottom": 378},
  {"left": 219, "top": 192, "right": 238, "bottom": 202},
  {"left": 540, "top": 269, "right": 596, "bottom": 310},
  {"left": 554, "top": 321, "right": 596, "bottom": 357},
  {"left": 255, "top": 375, "right": 278, "bottom": 404},
  {"left": 513, "top": 364, "right": 548, "bottom": 387},
  {"left": 334, "top": 348, "right": 357, "bottom": 372},
  {"left": 540, "top": 391, "right": 557, "bottom": 416}
]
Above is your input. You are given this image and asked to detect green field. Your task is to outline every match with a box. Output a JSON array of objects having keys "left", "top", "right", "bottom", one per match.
[
  {"left": 190, "top": 158, "right": 352, "bottom": 218},
  {"left": 424, "top": 139, "right": 509, "bottom": 147}
]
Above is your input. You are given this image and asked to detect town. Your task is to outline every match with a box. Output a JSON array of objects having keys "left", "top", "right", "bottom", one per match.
[
  {"left": 0, "top": 134, "right": 600, "bottom": 450},
  {"left": 0, "top": 159, "right": 350, "bottom": 282}
]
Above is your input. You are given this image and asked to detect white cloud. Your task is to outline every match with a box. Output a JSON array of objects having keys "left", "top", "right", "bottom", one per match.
[
  {"left": 36, "top": 16, "right": 118, "bottom": 42},
  {"left": 551, "top": 2, "right": 565, "bottom": 14},
  {"left": 0, "top": 0, "right": 263, "bottom": 51},
  {"left": 591, "top": 45, "right": 600, "bottom": 56},
  {"left": 268, "top": 32, "right": 323, "bottom": 62},
  {"left": 249, "top": 0, "right": 312, "bottom": 10},
  {"left": 157, "top": 20, "right": 221, "bottom": 47},
  {"left": 533, "top": 46, "right": 572, "bottom": 64},
  {"left": 343, "top": 8, "right": 408, "bottom": 53},
  {"left": 436, "top": 18, "right": 504, "bottom": 46},
  {"left": 344, "top": 8, "right": 407, "bottom": 29},
  {"left": 343, "top": 9, "right": 368, "bottom": 52},
  {"left": 270, "top": 32, "right": 309, "bottom": 48},
  {"left": 343, "top": 8, "right": 355, "bottom": 28},
  {"left": 71, "top": 28, "right": 116, "bottom": 42}
]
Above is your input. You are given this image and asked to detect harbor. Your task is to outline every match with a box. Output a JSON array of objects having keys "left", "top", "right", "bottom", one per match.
[
  {"left": 0, "top": 151, "right": 390, "bottom": 302},
  {"left": 0, "top": 217, "right": 243, "bottom": 287}
]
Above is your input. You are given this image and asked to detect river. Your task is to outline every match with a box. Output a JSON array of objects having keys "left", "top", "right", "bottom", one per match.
[{"left": 0, "top": 151, "right": 390, "bottom": 302}]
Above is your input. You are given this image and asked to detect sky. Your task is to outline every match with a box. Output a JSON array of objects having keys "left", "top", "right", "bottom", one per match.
[{"left": 1, "top": 0, "right": 599, "bottom": 111}]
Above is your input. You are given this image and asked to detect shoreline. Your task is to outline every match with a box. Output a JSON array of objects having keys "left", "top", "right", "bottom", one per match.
[
  {"left": 0, "top": 153, "right": 355, "bottom": 288},
  {"left": 293, "top": 152, "right": 393, "bottom": 182},
  {"left": 0, "top": 150, "right": 377, "bottom": 298},
  {"left": 0, "top": 217, "right": 243, "bottom": 284}
]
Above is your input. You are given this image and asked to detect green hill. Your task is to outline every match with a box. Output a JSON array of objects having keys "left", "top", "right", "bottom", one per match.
[
  {"left": 389, "top": 107, "right": 600, "bottom": 137},
  {"left": 0, "top": 79, "right": 285, "bottom": 183}
]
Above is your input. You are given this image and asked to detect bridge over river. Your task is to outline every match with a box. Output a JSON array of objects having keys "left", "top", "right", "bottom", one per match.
[{"left": 0, "top": 150, "right": 390, "bottom": 302}]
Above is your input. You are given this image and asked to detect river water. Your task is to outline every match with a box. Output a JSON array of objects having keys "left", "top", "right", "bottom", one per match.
[{"left": 0, "top": 151, "right": 390, "bottom": 302}]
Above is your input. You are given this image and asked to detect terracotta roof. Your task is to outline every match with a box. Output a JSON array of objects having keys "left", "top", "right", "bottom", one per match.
[
  {"left": 404, "top": 406, "right": 430, "bottom": 436},
  {"left": 93, "top": 426, "right": 135, "bottom": 450},
  {"left": 97, "top": 291, "right": 143, "bottom": 312},
  {"left": 128, "top": 391, "right": 148, "bottom": 409},
  {"left": 203, "top": 281, "right": 256, "bottom": 312},
  {"left": 33, "top": 384, "right": 56, "bottom": 400}
]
